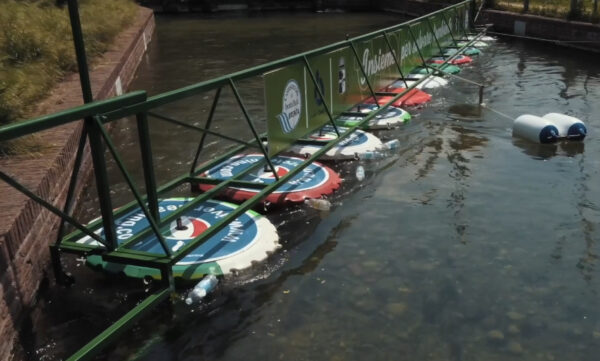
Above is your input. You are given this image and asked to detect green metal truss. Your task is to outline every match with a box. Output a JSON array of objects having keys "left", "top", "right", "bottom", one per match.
[{"left": 0, "top": 0, "right": 486, "bottom": 359}]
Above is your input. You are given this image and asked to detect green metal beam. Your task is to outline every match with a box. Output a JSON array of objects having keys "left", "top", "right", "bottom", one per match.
[
  {"left": 0, "top": 91, "right": 146, "bottom": 142},
  {"left": 190, "top": 87, "right": 222, "bottom": 175},
  {"left": 0, "top": 170, "right": 107, "bottom": 245},
  {"left": 67, "top": 0, "right": 93, "bottom": 104},
  {"left": 382, "top": 31, "right": 410, "bottom": 88},
  {"left": 95, "top": 117, "right": 172, "bottom": 256},
  {"left": 229, "top": 79, "right": 280, "bottom": 180},
  {"left": 303, "top": 56, "right": 340, "bottom": 137},
  {"left": 348, "top": 41, "right": 380, "bottom": 106},
  {"left": 97, "top": 1, "right": 471, "bottom": 121},
  {"left": 136, "top": 111, "right": 160, "bottom": 221},
  {"left": 59, "top": 140, "right": 254, "bottom": 245},
  {"left": 148, "top": 111, "right": 258, "bottom": 148},
  {"left": 66, "top": 288, "right": 170, "bottom": 361}
]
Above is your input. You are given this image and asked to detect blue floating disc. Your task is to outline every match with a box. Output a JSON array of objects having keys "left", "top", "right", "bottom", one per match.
[{"left": 77, "top": 198, "right": 280, "bottom": 280}]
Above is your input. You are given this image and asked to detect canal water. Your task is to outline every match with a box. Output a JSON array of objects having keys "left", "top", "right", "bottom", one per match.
[{"left": 34, "top": 11, "right": 600, "bottom": 361}]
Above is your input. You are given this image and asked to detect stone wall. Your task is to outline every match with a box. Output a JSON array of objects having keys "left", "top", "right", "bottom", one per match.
[
  {"left": 478, "top": 9, "right": 600, "bottom": 52},
  {"left": 0, "top": 7, "right": 155, "bottom": 361}
]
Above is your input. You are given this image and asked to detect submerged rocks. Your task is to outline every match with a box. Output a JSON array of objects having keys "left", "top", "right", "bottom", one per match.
[
  {"left": 385, "top": 302, "right": 408, "bottom": 316},
  {"left": 508, "top": 324, "right": 520, "bottom": 335},
  {"left": 506, "top": 311, "right": 525, "bottom": 321},
  {"left": 507, "top": 341, "right": 523, "bottom": 355},
  {"left": 487, "top": 329, "right": 505, "bottom": 342}
]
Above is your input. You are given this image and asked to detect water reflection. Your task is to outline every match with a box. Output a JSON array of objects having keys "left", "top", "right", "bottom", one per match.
[
  {"left": 512, "top": 138, "right": 558, "bottom": 159},
  {"left": 512, "top": 138, "right": 585, "bottom": 159},
  {"left": 448, "top": 104, "right": 484, "bottom": 122}
]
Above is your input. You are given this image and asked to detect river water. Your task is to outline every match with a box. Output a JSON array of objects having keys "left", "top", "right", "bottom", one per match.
[{"left": 33, "top": 11, "right": 600, "bottom": 361}]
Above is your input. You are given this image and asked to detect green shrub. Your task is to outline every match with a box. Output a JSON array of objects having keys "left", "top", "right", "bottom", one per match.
[{"left": 0, "top": 0, "right": 137, "bottom": 127}]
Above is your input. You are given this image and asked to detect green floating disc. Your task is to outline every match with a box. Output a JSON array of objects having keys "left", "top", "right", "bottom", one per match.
[
  {"left": 443, "top": 47, "right": 481, "bottom": 56},
  {"left": 336, "top": 104, "right": 411, "bottom": 130}
]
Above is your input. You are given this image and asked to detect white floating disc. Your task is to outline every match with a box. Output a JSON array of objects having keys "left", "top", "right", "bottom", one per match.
[
  {"left": 288, "top": 125, "right": 384, "bottom": 160},
  {"left": 78, "top": 198, "right": 280, "bottom": 280},
  {"left": 392, "top": 75, "right": 448, "bottom": 89},
  {"left": 337, "top": 104, "right": 411, "bottom": 130}
]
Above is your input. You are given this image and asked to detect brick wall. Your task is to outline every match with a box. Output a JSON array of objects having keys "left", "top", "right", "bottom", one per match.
[{"left": 0, "top": 7, "right": 155, "bottom": 361}]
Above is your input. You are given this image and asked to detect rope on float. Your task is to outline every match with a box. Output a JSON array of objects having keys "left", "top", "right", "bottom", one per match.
[
  {"left": 426, "top": 65, "right": 485, "bottom": 87},
  {"left": 480, "top": 103, "right": 515, "bottom": 121}
]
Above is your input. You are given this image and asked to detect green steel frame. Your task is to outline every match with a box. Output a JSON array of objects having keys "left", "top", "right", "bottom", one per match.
[{"left": 0, "top": 1, "right": 485, "bottom": 359}]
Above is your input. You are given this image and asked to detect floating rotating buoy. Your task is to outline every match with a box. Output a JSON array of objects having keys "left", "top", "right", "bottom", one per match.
[
  {"left": 428, "top": 55, "right": 473, "bottom": 65},
  {"left": 198, "top": 154, "right": 341, "bottom": 204},
  {"left": 336, "top": 104, "right": 411, "bottom": 129},
  {"left": 288, "top": 125, "right": 384, "bottom": 160},
  {"left": 443, "top": 47, "right": 481, "bottom": 56},
  {"left": 542, "top": 113, "right": 586, "bottom": 141},
  {"left": 463, "top": 35, "right": 496, "bottom": 42},
  {"left": 390, "top": 74, "right": 448, "bottom": 90},
  {"left": 365, "top": 87, "right": 431, "bottom": 107},
  {"left": 411, "top": 64, "right": 461, "bottom": 75},
  {"left": 457, "top": 40, "right": 488, "bottom": 48},
  {"left": 513, "top": 114, "right": 559, "bottom": 144},
  {"left": 77, "top": 198, "right": 280, "bottom": 280}
]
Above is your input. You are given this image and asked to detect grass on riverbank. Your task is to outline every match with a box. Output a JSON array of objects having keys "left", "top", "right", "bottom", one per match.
[{"left": 0, "top": 0, "right": 137, "bottom": 154}]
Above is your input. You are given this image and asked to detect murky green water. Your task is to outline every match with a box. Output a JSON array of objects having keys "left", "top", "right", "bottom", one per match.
[{"left": 34, "top": 11, "right": 600, "bottom": 361}]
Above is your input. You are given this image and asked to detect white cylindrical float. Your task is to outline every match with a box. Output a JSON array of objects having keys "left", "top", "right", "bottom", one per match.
[
  {"left": 513, "top": 115, "right": 559, "bottom": 144},
  {"left": 542, "top": 113, "right": 587, "bottom": 141}
]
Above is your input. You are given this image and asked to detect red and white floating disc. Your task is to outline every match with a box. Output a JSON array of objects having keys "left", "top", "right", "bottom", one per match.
[
  {"left": 288, "top": 125, "right": 383, "bottom": 160},
  {"left": 198, "top": 154, "right": 341, "bottom": 205},
  {"left": 428, "top": 55, "right": 473, "bottom": 65}
]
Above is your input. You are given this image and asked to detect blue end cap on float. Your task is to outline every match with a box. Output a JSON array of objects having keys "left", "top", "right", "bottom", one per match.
[
  {"left": 539, "top": 126, "right": 559, "bottom": 144},
  {"left": 567, "top": 123, "right": 587, "bottom": 140}
]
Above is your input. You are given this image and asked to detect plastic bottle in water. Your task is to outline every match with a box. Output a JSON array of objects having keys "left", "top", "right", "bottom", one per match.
[
  {"left": 384, "top": 139, "right": 400, "bottom": 150},
  {"left": 304, "top": 198, "right": 331, "bottom": 211},
  {"left": 185, "top": 274, "right": 218, "bottom": 305},
  {"left": 361, "top": 151, "right": 384, "bottom": 160},
  {"left": 355, "top": 165, "right": 365, "bottom": 181}
]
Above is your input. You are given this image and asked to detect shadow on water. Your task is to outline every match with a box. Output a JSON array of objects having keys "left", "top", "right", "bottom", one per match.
[
  {"left": 512, "top": 138, "right": 584, "bottom": 160},
  {"left": 447, "top": 104, "right": 484, "bottom": 122}
]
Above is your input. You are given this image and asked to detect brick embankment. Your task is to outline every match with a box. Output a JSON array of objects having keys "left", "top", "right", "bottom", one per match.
[{"left": 0, "top": 7, "right": 154, "bottom": 361}]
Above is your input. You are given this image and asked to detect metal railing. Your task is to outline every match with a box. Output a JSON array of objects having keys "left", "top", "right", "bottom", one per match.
[{"left": 0, "top": 1, "right": 486, "bottom": 359}]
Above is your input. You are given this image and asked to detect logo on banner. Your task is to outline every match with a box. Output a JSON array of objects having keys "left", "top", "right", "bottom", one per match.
[
  {"left": 314, "top": 71, "right": 325, "bottom": 106},
  {"left": 277, "top": 79, "right": 302, "bottom": 133},
  {"left": 167, "top": 216, "right": 210, "bottom": 240},
  {"left": 360, "top": 48, "right": 395, "bottom": 87},
  {"left": 338, "top": 57, "right": 346, "bottom": 94}
]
